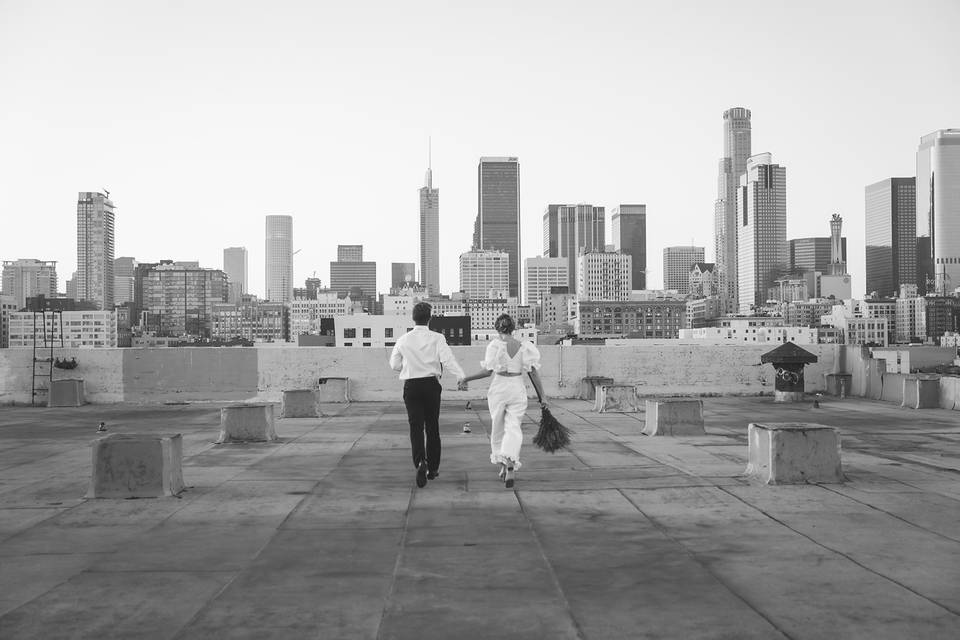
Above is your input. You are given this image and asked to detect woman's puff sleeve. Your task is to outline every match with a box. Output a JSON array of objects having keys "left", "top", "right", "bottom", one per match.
[
  {"left": 522, "top": 342, "right": 542, "bottom": 372},
  {"left": 481, "top": 340, "right": 504, "bottom": 372}
]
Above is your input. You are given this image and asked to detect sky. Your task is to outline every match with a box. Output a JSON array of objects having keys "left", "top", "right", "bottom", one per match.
[{"left": 1, "top": 0, "right": 958, "bottom": 300}]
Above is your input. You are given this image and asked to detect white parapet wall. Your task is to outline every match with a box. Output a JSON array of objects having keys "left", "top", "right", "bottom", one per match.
[{"left": 0, "top": 343, "right": 841, "bottom": 405}]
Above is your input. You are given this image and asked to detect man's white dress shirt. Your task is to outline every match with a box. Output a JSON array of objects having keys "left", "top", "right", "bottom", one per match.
[{"left": 389, "top": 325, "right": 465, "bottom": 380}]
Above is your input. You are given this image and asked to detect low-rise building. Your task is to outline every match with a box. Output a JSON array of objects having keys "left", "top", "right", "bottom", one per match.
[
  {"left": 685, "top": 297, "right": 722, "bottom": 329},
  {"left": 7, "top": 310, "right": 118, "bottom": 348},
  {"left": 335, "top": 315, "right": 412, "bottom": 348},
  {"left": 290, "top": 292, "right": 351, "bottom": 337},
  {"left": 212, "top": 296, "right": 288, "bottom": 343},
  {"left": 821, "top": 307, "right": 888, "bottom": 346},
  {"left": 575, "top": 300, "right": 687, "bottom": 339}
]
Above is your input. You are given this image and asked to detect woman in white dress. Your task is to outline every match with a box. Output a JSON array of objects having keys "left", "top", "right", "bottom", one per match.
[{"left": 460, "top": 314, "right": 548, "bottom": 488}]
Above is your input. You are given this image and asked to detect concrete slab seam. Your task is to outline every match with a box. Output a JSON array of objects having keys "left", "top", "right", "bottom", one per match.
[
  {"left": 819, "top": 484, "right": 960, "bottom": 545},
  {"left": 514, "top": 492, "right": 587, "bottom": 640},
  {"left": 373, "top": 485, "right": 418, "bottom": 640},
  {"left": 715, "top": 486, "right": 960, "bottom": 618},
  {"left": 617, "top": 489, "right": 794, "bottom": 640}
]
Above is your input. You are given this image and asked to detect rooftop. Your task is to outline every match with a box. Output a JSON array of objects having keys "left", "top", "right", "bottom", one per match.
[{"left": 1, "top": 396, "right": 959, "bottom": 638}]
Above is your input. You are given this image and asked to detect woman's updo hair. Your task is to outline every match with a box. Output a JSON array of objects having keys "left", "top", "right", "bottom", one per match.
[{"left": 494, "top": 313, "right": 515, "bottom": 335}]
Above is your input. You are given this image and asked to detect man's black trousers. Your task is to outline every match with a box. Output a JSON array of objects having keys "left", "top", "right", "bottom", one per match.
[{"left": 403, "top": 376, "right": 442, "bottom": 473}]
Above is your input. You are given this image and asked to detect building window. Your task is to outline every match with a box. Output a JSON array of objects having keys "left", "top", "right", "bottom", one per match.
[
  {"left": 344, "top": 328, "right": 356, "bottom": 338},
  {"left": 362, "top": 328, "right": 371, "bottom": 338},
  {"left": 385, "top": 328, "right": 393, "bottom": 338}
]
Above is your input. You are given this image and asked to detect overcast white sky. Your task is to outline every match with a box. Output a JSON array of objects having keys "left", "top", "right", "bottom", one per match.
[{"left": 1, "top": 0, "right": 958, "bottom": 299}]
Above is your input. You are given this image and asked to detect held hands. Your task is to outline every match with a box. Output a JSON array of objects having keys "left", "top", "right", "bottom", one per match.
[{"left": 457, "top": 378, "right": 469, "bottom": 391}]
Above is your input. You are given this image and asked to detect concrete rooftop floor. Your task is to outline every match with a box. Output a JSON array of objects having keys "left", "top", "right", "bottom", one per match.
[{"left": 1, "top": 395, "right": 959, "bottom": 640}]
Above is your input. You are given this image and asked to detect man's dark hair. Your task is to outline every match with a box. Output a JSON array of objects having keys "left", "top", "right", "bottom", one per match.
[
  {"left": 412, "top": 302, "right": 432, "bottom": 325},
  {"left": 494, "top": 313, "right": 515, "bottom": 334}
]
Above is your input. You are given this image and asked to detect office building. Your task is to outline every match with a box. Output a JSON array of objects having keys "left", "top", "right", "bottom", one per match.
[
  {"left": 865, "top": 177, "right": 917, "bottom": 298},
  {"left": 713, "top": 107, "right": 752, "bottom": 310},
  {"left": 543, "top": 204, "right": 605, "bottom": 293},
  {"left": 330, "top": 245, "right": 376, "bottom": 298},
  {"left": 77, "top": 191, "right": 115, "bottom": 309},
  {"left": 391, "top": 262, "right": 417, "bottom": 290},
  {"left": 420, "top": 154, "right": 440, "bottom": 295},
  {"left": 663, "top": 246, "right": 705, "bottom": 293},
  {"left": 539, "top": 287, "right": 575, "bottom": 334},
  {"left": 223, "top": 247, "right": 248, "bottom": 303},
  {"left": 112, "top": 257, "right": 136, "bottom": 307},
  {"left": 737, "top": 153, "right": 788, "bottom": 313},
  {"left": 138, "top": 261, "right": 228, "bottom": 338},
  {"left": 1, "top": 259, "right": 57, "bottom": 309},
  {"left": 917, "top": 129, "right": 960, "bottom": 295},
  {"left": 577, "top": 251, "right": 631, "bottom": 302},
  {"left": 610, "top": 205, "right": 647, "bottom": 291},
  {"left": 474, "top": 157, "right": 521, "bottom": 298},
  {"left": 524, "top": 257, "right": 568, "bottom": 305},
  {"left": 465, "top": 297, "right": 520, "bottom": 336},
  {"left": 789, "top": 237, "right": 848, "bottom": 275},
  {"left": 459, "top": 250, "right": 509, "bottom": 300},
  {"left": 265, "top": 215, "right": 293, "bottom": 305}
]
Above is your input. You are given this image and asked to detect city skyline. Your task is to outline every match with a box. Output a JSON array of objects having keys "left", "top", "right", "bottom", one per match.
[{"left": 1, "top": 1, "right": 958, "bottom": 299}]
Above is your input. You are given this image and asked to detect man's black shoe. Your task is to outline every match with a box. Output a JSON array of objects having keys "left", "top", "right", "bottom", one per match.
[
  {"left": 427, "top": 470, "right": 439, "bottom": 480},
  {"left": 416, "top": 461, "right": 428, "bottom": 488}
]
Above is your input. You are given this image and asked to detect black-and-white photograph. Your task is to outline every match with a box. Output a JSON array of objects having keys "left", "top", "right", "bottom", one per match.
[{"left": 1, "top": 0, "right": 959, "bottom": 637}]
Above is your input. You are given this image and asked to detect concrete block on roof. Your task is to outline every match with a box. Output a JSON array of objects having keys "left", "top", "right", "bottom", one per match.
[
  {"left": 317, "top": 377, "right": 350, "bottom": 403},
  {"left": 745, "top": 423, "right": 842, "bottom": 485},
  {"left": 87, "top": 433, "right": 184, "bottom": 498},
  {"left": 596, "top": 385, "right": 640, "bottom": 413},
  {"left": 281, "top": 389, "right": 318, "bottom": 418},
  {"left": 48, "top": 378, "right": 85, "bottom": 407},
  {"left": 643, "top": 398, "right": 705, "bottom": 436},
  {"left": 902, "top": 374, "right": 940, "bottom": 409},
  {"left": 217, "top": 403, "right": 278, "bottom": 443}
]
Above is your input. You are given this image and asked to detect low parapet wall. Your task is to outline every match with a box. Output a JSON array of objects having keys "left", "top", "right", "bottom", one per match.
[
  {"left": 0, "top": 343, "right": 840, "bottom": 405},
  {"left": 842, "top": 346, "right": 960, "bottom": 411}
]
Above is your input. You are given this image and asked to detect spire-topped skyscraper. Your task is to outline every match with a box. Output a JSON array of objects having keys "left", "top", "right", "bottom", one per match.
[
  {"left": 713, "top": 107, "right": 752, "bottom": 311},
  {"left": 419, "top": 139, "right": 440, "bottom": 295}
]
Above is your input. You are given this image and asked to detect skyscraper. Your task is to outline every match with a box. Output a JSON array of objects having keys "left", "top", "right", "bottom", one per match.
[
  {"left": 789, "top": 237, "right": 848, "bottom": 275},
  {"left": 663, "top": 246, "right": 705, "bottom": 293},
  {"left": 223, "top": 247, "right": 248, "bottom": 304},
  {"left": 542, "top": 203, "right": 605, "bottom": 293},
  {"left": 265, "top": 216, "right": 293, "bottom": 305},
  {"left": 917, "top": 129, "right": 960, "bottom": 295},
  {"left": 113, "top": 257, "right": 137, "bottom": 306},
  {"left": 474, "top": 157, "right": 520, "bottom": 299},
  {"left": 420, "top": 149, "right": 440, "bottom": 295},
  {"left": 611, "top": 204, "right": 647, "bottom": 290},
  {"left": 714, "top": 108, "right": 752, "bottom": 310},
  {"left": 737, "top": 153, "right": 787, "bottom": 313},
  {"left": 865, "top": 177, "right": 916, "bottom": 298},
  {"left": 77, "top": 191, "right": 115, "bottom": 310}
]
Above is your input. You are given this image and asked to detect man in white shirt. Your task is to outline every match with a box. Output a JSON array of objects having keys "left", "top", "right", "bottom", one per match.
[{"left": 389, "top": 302, "right": 465, "bottom": 488}]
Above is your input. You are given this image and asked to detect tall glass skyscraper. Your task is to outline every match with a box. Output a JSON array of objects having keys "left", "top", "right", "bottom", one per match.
[
  {"left": 223, "top": 247, "right": 248, "bottom": 303},
  {"left": 77, "top": 191, "right": 115, "bottom": 310},
  {"left": 611, "top": 204, "right": 647, "bottom": 291},
  {"left": 474, "top": 157, "right": 520, "bottom": 299},
  {"left": 714, "top": 108, "right": 752, "bottom": 310},
  {"left": 864, "top": 177, "right": 916, "bottom": 298},
  {"left": 737, "top": 153, "right": 787, "bottom": 313},
  {"left": 265, "top": 215, "right": 293, "bottom": 305},
  {"left": 542, "top": 203, "right": 605, "bottom": 294},
  {"left": 917, "top": 129, "right": 960, "bottom": 295},
  {"left": 420, "top": 156, "right": 440, "bottom": 295}
]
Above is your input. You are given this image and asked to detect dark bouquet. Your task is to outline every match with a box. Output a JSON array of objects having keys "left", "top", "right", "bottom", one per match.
[{"left": 528, "top": 373, "right": 571, "bottom": 453}]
